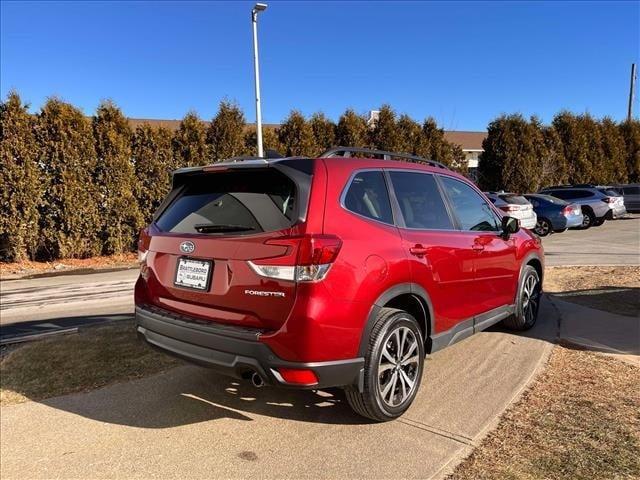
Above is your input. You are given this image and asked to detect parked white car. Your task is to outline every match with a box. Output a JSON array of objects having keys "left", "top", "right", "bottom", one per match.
[{"left": 484, "top": 192, "right": 537, "bottom": 230}]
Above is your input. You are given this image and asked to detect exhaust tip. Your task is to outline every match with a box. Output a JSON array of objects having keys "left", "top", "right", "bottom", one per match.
[{"left": 251, "top": 371, "right": 265, "bottom": 388}]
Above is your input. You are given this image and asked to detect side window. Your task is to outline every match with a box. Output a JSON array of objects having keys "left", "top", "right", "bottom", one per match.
[
  {"left": 624, "top": 186, "right": 640, "bottom": 194},
  {"left": 389, "top": 171, "right": 453, "bottom": 230},
  {"left": 439, "top": 176, "right": 501, "bottom": 232},
  {"left": 344, "top": 171, "right": 393, "bottom": 224},
  {"left": 575, "top": 190, "right": 593, "bottom": 199},
  {"left": 549, "top": 190, "right": 571, "bottom": 200}
]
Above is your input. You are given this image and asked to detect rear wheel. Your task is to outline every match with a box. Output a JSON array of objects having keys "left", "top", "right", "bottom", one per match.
[
  {"left": 534, "top": 218, "right": 552, "bottom": 236},
  {"left": 345, "top": 308, "right": 424, "bottom": 422},
  {"left": 592, "top": 217, "right": 605, "bottom": 227},
  {"left": 503, "top": 265, "right": 541, "bottom": 331},
  {"left": 579, "top": 209, "right": 595, "bottom": 229}
]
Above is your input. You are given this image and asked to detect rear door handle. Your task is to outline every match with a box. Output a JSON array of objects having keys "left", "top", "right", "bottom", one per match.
[{"left": 409, "top": 245, "right": 428, "bottom": 257}]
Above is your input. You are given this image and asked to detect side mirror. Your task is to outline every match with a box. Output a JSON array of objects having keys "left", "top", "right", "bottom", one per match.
[{"left": 501, "top": 216, "right": 520, "bottom": 238}]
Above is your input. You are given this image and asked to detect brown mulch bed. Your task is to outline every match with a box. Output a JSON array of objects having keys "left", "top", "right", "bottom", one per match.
[
  {"left": 0, "top": 253, "right": 138, "bottom": 280},
  {"left": 0, "top": 322, "right": 181, "bottom": 405},
  {"left": 544, "top": 266, "right": 640, "bottom": 317}
]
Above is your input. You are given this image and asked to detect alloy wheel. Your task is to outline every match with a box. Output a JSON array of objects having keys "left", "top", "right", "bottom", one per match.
[
  {"left": 521, "top": 274, "right": 540, "bottom": 325},
  {"left": 535, "top": 219, "right": 550, "bottom": 236},
  {"left": 377, "top": 325, "right": 420, "bottom": 407}
]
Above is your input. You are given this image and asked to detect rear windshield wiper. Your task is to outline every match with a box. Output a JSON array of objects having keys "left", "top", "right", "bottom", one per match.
[{"left": 194, "top": 223, "right": 256, "bottom": 233}]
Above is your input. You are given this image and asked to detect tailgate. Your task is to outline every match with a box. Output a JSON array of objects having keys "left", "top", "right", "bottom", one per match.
[{"left": 141, "top": 164, "right": 313, "bottom": 332}]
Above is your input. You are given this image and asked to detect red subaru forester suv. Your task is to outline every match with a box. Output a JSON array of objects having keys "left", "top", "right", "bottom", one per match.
[{"left": 135, "top": 147, "right": 543, "bottom": 421}]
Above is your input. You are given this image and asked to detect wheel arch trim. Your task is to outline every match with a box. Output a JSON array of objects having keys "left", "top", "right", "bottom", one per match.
[{"left": 357, "top": 283, "right": 435, "bottom": 357}]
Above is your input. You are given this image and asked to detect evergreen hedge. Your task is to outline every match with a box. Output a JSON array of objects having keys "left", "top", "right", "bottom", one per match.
[{"left": 0, "top": 91, "right": 638, "bottom": 262}]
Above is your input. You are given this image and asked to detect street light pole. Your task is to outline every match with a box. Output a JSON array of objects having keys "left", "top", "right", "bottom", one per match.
[{"left": 252, "top": 3, "right": 267, "bottom": 158}]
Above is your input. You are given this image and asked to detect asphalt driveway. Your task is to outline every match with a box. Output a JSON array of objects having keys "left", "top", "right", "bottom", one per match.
[{"left": 542, "top": 215, "right": 640, "bottom": 266}]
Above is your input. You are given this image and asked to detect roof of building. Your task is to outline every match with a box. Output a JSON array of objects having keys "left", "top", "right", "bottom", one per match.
[
  {"left": 125, "top": 118, "right": 487, "bottom": 151},
  {"left": 442, "top": 131, "right": 487, "bottom": 151}
]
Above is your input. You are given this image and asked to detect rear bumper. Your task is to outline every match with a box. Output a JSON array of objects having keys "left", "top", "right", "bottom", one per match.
[
  {"left": 564, "top": 214, "right": 583, "bottom": 229},
  {"left": 606, "top": 206, "right": 627, "bottom": 219},
  {"left": 135, "top": 304, "right": 364, "bottom": 390},
  {"left": 520, "top": 215, "right": 537, "bottom": 230}
]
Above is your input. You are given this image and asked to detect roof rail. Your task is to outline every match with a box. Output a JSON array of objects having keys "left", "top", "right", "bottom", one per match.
[{"left": 320, "top": 147, "right": 450, "bottom": 170}]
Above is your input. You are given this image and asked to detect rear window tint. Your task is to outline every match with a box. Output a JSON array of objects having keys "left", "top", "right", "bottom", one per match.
[
  {"left": 528, "top": 194, "right": 567, "bottom": 205},
  {"left": 344, "top": 171, "right": 393, "bottom": 224},
  {"left": 156, "top": 169, "right": 297, "bottom": 235},
  {"left": 390, "top": 171, "right": 453, "bottom": 230},
  {"left": 499, "top": 194, "right": 530, "bottom": 205},
  {"left": 598, "top": 188, "right": 619, "bottom": 196},
  {"left": 547, "top": 189, "right": 592, "bottom": 200}
]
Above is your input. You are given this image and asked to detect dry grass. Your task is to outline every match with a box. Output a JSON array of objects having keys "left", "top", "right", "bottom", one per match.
[
  {"left": 0, "top": 322, "right": 180, "bottom": 405},
  {"left": 545, "top": 266, "right": 640, "bottom": 317},
  {"left": 449, "top": 345, "right": 640, "bottom": 480},
  {"left": 0, "top": 252, "right": 137, "bottom": 279}
]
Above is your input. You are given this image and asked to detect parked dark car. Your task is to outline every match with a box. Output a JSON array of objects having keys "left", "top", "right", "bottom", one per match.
[{"left": 523, "top": 194, "right": 583, "bottom": 236}]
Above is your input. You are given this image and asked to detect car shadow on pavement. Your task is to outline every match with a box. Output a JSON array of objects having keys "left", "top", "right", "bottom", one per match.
[{"left": 39, "top": 366, "right": 368, "bottom": 428}]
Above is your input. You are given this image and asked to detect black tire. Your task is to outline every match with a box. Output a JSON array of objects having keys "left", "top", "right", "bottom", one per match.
[
  {"left": 345, "top": 308, "right": 425, "bottom": 422},
  {"left": 578, "top": 209, "right": 595, "bottom": 229},
  {"left": 502, "top": 265, "right": 541, "bottom": 331},
  {"left": 592, "top": 217, "right": 605, "bottom": 227},
  {"left": 534, "top": 217, "right": 552, "bottom": 236}
]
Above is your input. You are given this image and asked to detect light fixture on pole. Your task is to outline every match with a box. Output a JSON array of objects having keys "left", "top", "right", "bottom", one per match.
[{"left": 252, "top": 3, "right": 268, "bottom": 158}]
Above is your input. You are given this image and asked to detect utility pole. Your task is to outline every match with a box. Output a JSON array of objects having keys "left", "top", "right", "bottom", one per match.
[
  {"left": 251, "top": 3, "right": 268, "bottom": 158},
  {"left": 628, "top": 63, "right": 637, "bottom": 121}
]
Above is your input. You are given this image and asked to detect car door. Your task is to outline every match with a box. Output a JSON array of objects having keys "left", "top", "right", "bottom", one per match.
[
  {"left": 438, "top": 175, "right": 519, "bottom": 313},
  {"left": 386, "top": 170, "right": 477, "bottom": 333}
]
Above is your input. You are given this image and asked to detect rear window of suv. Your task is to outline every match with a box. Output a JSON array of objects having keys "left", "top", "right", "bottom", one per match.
[
  {"left": 155, "top": 169, "right": 297, "bottom": 235},
  {"left": 499, "top": 194, "right": 530, "bottom": 205}
]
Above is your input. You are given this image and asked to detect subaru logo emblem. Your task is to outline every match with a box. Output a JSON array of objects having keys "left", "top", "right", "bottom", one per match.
[{"left": 179, "top": 241, "right": 195, "bottom": 254}]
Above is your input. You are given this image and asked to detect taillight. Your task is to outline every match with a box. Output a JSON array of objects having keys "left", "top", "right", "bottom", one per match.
[
  {"left": 499, "top": 205, "right": 518, "bottom": 212},
  {"left": 248, "top": 234, "right": 342, "bottom": 282},
  {"left": 138, "top": 228, "right": 150, "bottom": 279},
  {"left": 602, "top": 197, "right": 614, "bottom": 203}
]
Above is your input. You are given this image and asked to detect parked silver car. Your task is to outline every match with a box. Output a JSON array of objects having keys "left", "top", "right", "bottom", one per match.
[
  {"left": 484, "top": 192, "right": 537, "bottom": 230},
  {"left": 538, "top": 185, "right": 619, "bottom": 229}
]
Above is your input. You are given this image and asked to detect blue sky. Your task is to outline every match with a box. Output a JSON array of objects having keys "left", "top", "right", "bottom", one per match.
[{"left": 1, "top": 1, "right": 638, "bottom": 131}]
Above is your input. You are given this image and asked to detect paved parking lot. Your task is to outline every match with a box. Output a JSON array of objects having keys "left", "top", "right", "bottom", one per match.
[{"left": 542, "top": 215, "right": 640, "bottom": 266}]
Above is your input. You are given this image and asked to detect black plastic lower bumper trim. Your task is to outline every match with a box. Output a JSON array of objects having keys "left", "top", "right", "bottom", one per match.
[{"left": 135, "top": 305, "right": 364, "bottom": 390}]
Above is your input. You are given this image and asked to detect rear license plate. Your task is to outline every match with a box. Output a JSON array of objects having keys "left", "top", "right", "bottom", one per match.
[{"left": 175, "top": 258, "right": 212, "bottom": 291}]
